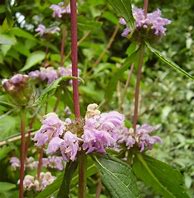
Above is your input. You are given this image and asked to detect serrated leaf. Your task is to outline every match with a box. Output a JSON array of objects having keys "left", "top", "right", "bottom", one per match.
[
  {"left": 107, "top": 0, "right": 134, "bottom": 29},
  {"left": 21, "top": 51, "right": 46, "bottom": 71},
  {"left": 95, "top": 155, "right": 140, "bottom": 198},
  {"left": 132, "top": 153, "right": 190, "bottom": 198},
  {"left": 146, "top": 42, "right": 194, "bottom": 80}
]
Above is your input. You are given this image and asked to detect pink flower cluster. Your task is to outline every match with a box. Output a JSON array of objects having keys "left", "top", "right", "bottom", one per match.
[
  {"left": 35, "top": 24, "right": 60, "bottom": 36},
  {"left": 28, "top": 66, "right": 72, "bottom": 84},
  {"left": 21, "top": 172, "right": 56, "bottom": 192},
  {"left": 83, "top": 110, "right": 124, "bottom": 153},
  {"left": 42, "top": 156, "right": 64, "bottom": 171},
  {"left": 119, "top": 7, "right": 171, "bottom": 37},
  {"left": 34, "top": 104, "right": 162, "bottom": 161},
  {"left": 50, "top": 2, "right": 71, "bottom": 18},
  {"left": 117, "top": 124, "right": 162, "bottom": 152},
  {"left": 10, "top": 156, "right": 64, "bottom": 171}
]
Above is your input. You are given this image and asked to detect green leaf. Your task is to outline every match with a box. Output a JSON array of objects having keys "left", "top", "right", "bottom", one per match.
[
  {"left": 107, "top": 0, "right": 134, "bottom": 29},
  {"left": 62, "top": 87, "right": 74, "bottom": 112},
  {"left": 78, "top": 16, "right": 102, "bottom": 32},
  {"left": 36, "top": 76, "right": 76, "bottom": 105},
  {"left": 0, "top": 182, "right": 16, "bottom": 192},
  {"left": 132, "top": 153, "right": 190, "bottom": 198},
  {"left": 0, "top": 34, "right": 16, "bottom": 45},
  {"left": 102, "top": 11, "right": 118, "bottom": 24},
  {"left": 95, "top": 155, "right": 140, "bottom": 198},
  {"left": 35, "top": 164, "right": 97, "bottom": 198},
  {"left": 21, "top": 51, "right": 46, "bottom": 71},
  {"left": 57, "top": 161, "right": 78, "bottom": 198},
  {"left": 11, "top": 27, "right": 37, "bottom": 41},
  {"left": 146, "top": 42, "right": 194, "bottom": 80}
]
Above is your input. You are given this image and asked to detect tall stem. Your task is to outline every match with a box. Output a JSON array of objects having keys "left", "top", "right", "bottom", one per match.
[
  {"left": 70, "top": 1, "right": 85, "bottom": 198},
  {"left": 25, "top": 116, "right": 35, "bottom": 159},
  {"left": 133, "top": 0, "right": 148, "bottom": 132},
  {"left": 143, "top": 0, "right": 149, "bottom": 17},
  {"left": 19, "top": 110, "right": 26, "bottom": 198},
  {"left": 133, "top": 46, "right": 144, "bottom": 132},
  {"left": 70, "top": 0, "right": 80, "bottom": 119}
]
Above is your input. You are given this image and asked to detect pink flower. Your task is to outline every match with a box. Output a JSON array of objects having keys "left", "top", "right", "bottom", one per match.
[
  {"left": 58, "top": 66, "right": 72, "bottom": 77},
  {"left": 35, "top": 24, "right": 46, "bottom": 36},
  {"left": 39, "top": 67, "right": 58, "bottom": 84},
  {"left": 47, "top": 132, "right": 80, "bottom": 162},
  {"left": 117, "top": 128, "right": 136, "bottom": 149},
  {"left": 50, "top": 3, "right": 70, "bottom": 18},
  {"left": 47, "top": 156, "right": 64, "bottom": 170},
  {"left": 28, "top": 70, "right": 40, "bottom": 79},
  {"left": 34, "top": 113, "right": 65, "bottom": 147},
  {"left": 23, "top": 175, "right": 35, "bottom": 191},
  {"left": 60, "top": 131, "right": 80, "bottom": 161},
  {"left": 117, "top": 123, "right": 162, "bottom": 151},
  {"left": 10, "top": 157, "right": 20, "bottom": 169},
  {"left": 119, "top": 7, "right": 171, "bottom": 37},
  {"left": 40, "top": 172, "right": 56, "bottom": 190},
  {"left": 82, "top": 111, "right": 125, "bottom": 153},
  {"left": 47, "top": 137, "right": 64, "bottom": 154},
  {"left": 136, "top": 124, "right": 162, "bottom": 152}
]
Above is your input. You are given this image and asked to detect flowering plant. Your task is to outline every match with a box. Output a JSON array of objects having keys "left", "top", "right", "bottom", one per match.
[{"left": 0, "top": 0, "right": 193, "bottom": 198}]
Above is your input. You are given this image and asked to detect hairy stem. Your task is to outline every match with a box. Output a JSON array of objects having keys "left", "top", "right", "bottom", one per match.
[
  {"left": 143, "top": 0, "right": 149, "bottom": 17},
  {"left": 70, "top": 0, "right": 80, "bottom": 119},
  {"left": 25, "top": 116, "right": 35, "bottom": 159},
  {"left": 70, "top": 1, "right": 86, "bottom": 198},
  {"left": 19, "top": 110, "right": 26, "bottom": 198},
  {"left": 133, "top": 45, "right": 145, "bottom": 132},
  {"left": 132, "top": 0, "right": 148, "bottom": 132}
]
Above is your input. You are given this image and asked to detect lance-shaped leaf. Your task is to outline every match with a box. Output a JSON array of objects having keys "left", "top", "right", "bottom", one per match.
[
  {"left": 21, "top": 51, "right": 46, "bottom": 71},
  {"left": 95, "top": 155, "right": 140, "bottom": 198},
  {"left": 35, "top": 76, "right": 79, "bottom": 105},
  {"left": 107, "top": 0, "right": 135, "bottom": 29},
  {"left": 132, "top": 153, "right": 190, "bottom": 198},
  {"left": 146, "top": 42, "right": 194, "bottom": 80}
]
